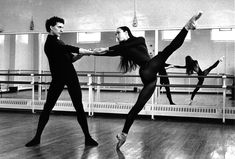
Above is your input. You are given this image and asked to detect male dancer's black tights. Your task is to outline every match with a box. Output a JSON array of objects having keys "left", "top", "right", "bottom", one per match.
[
  {"left": 30, "top": 74, "right": 91, "bottom": 142},
  {"left": 191, "top": 60, "right": 220, "bottom": 100},
  {"left": 122, "top": 28, "right": 188, "bottom": 134}
]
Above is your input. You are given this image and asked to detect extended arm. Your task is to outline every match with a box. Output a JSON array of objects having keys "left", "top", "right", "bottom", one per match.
[
  {"left": 164, "top": 63, "right": 186, "bottom": 70},
  {"left": 56, "top": 39, "right": 93, "bottom": 55},
  {"left": 92, "top": 37, "right": 145, "bottom": 56},
  {"left": 172, "top": 65, "right": 186, "bottom": 69}
]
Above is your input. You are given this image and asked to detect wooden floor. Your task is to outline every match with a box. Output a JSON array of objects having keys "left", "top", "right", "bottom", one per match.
[{"left": 1, "top": 111, "right": 235, "bottom": 159}]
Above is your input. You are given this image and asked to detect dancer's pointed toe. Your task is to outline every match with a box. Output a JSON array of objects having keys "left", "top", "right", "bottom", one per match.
[
  {"left": 116, "top": 133, "right": 127, "bottom": 149},
  {"left": 185, "top": 11, "right": 203, "bottom": 30}
]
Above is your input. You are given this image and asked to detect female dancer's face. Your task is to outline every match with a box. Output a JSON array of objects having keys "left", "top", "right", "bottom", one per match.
[
  {"left": 50, "top": 22, "right": 64, "bottom": 37},
  {"left": 193, "top": 62, "right": 199, "bottom": 73},
  {"left": 115, "top": 28, "right": 129, "bottom": 43}
]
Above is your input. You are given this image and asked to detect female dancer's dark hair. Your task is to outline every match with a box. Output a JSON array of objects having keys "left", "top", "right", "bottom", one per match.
[
  {"left": 93, "top": 12, "right": 203, "bottom": 149},
  {"left": 118, "top": 26, "right": 137, "bottom": 73},
  {"left": 185, "top": 55, "right": 197, "bottom": 75}
]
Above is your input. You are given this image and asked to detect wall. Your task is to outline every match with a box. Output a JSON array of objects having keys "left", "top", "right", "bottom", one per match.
[
  {"left": 0, "top": 0, "right": 234, "bottom": 32},
  {"left": 0, "top": 0, "right": 234, "bottom": 92}
]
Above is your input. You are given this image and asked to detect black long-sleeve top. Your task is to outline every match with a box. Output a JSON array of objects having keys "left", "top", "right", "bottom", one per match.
[
  {"left": 104, "top": 37, "right": 151, "bottom": 67},
  {"left": 44, "top": 35, "right": 80, "bottom": 78}
]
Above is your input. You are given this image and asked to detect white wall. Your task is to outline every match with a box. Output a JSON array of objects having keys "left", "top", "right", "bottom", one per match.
[{"left": 0, "top": 0, "right": 234, "bottom": 32}]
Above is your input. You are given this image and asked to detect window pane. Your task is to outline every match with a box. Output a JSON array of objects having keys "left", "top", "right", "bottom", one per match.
[
  {"left": 16, "top": 34, "right": 28, "bottom": 44},
  {"left": 132, "top": 31, "right": 145, "bottom": 37},
  {"left": 0, "top": 35, "right": 4, "bottom": 44},
  {"left": 211, "top": 28, "right": 235, "bottom": 41},
  {"left": 77, "top": 32, "right": 101, "bottom": 43}
]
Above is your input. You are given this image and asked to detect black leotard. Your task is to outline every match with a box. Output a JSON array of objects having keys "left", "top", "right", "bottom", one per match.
[{"left": 102, "top": 28, "right": 188, "bottom": 133}]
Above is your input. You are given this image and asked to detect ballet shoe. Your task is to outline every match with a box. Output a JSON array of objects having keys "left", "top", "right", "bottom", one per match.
[
  {"left": 185, "top": 11, "right": 203, "bottom": 30},
  {"left": 25, "top": 138, "right": 40, "bottom": 147},
  {"left": 116, "top": 133, "right": 127, "bottom": 149},
  {"left": 189, "top": 99, "right": 193, "bottom": 105},
  {"left": 85, "top": 137, "right": 98, "bottom": 146},
  {"left": 219, "top": 56, "right": 225, "bottom": 62},
  {"left": 170, "top": 102, "right": 176, "bottom": 105}
]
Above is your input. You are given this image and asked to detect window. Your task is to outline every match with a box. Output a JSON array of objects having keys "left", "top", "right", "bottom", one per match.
[
  {"left": 41, "top": 34, "right": 47, "bottom": 43},
  {"left": 77, "top": 32, "right": 101, "bottom": 43},
  {"left": 16, "top": 34, "right": 28, "bottom": 44},
  {"left": 162, "top": 30, "right": 191, "bottom": 41},
  {"left": 132, "top": 31, "right": 145, "bottom": 37},
  {"left": 0, "top": 35, "right": 4, "bottom": 44},
  {"left": 211, "top": 28, "right": 235, "bottom": 41}
]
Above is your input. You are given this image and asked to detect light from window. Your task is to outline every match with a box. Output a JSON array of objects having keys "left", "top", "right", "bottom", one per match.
[
  {"left": 16, "top": 34, "right": 28, "bottom": 44},
  {"left": 132, "top": 31, "right": 145, "bottom": 37},
  {"left": 77, "top": 32, "right": 101, "bottom": 43},
  {"left": 0, "top": 35, "right": 4, "bottom": 44},
  {"left": 162, "top": 30, "right": 191, "bottom": 41},
  {"left": 41, "top": 34, "right": 47, "bottom": 43},
  {"left": 211, "top": 28, "right": 235, "bottom": 41}
]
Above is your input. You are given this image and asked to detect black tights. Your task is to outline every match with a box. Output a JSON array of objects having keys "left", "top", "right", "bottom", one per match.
[
  {"left": 33, "top": 74, "right": 91, "bottom": 140},
  {"left": 122, "top": 28, "right": 188, "bottom": 134},
  {"left": 191, "top": 60, "right": 220, "bottom": 100}
]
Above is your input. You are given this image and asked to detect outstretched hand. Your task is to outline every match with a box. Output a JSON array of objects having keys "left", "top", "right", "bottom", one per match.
[
  {"left": 79, "top": 48, "right": 94, "bottom": 56},
  {"left": 93, "top": 47, "right": 108, "bottom": 54}
]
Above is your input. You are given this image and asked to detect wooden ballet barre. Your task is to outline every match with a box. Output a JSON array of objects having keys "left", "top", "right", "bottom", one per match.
[
  {"left": 90, "top": 74, "right": 227, "bottom": 79},
  {"left": 91, "top": 83, "right": 143, "bottom": 87},
  {"left": 156, "top": 84, "right": 223, "bottom": 88},
  {"left": 91, "top": 74, "right": 139, "bottom": 78},
  {"left": 0, "top": 73, "right": 32, "bottom": 76},
  {"left": 0, "top": 80, "right": 32, "bottom": 84},
  {"left": 90, "top": 82, "right": 223, "bottom": 89},
  {"left": 32, "top": 73, "right": 88, "bottom": 77},
  {"left": 35, "top": 82, "right": 88, "bottom": 86},
  {"left": 157, "top": 74, "right": 224, "bottom": 78},
  {"left": 166, "top": 72, "right": 226, "bottom": 76}
]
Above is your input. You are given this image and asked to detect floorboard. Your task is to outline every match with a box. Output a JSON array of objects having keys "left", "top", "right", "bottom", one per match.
[{"left": 0, "top": 111, "right": 235, "bottom": 159}]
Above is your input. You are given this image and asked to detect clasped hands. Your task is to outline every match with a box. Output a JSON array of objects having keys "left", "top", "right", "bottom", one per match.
[{"left": 79, "top": 47, "right": 108, "bottom": 56}]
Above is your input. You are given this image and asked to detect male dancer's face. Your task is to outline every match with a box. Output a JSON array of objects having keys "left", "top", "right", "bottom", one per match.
[{"left": 50, "top": 22, "right": 64, "bottom": 37}]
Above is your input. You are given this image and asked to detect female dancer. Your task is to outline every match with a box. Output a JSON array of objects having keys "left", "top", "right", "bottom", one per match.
[
  {"left": 173, "top": 55, "right": 224, "bottom": 105},
  {"left": 93, "top": 12, "right": 203, "bottom": 149}
]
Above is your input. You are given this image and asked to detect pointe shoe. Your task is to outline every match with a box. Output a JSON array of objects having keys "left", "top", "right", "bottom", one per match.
[
  {"left": 219, "top": 56, "right": 225, "bottom": 62},
  {"left": 25, "top": 138, "right": 40, "bottom": 147},
  {"left": 85, "top": 137, "right": 98, "bottom": 146},
  {"left": 116, "top": 133, "right": 127, "bottom": 149},
  {"left": 185, "top": 11, "right": 203, "bottom": 30},
  {"left": 189, "top": 99, "right": 193, "bottom": 105}
]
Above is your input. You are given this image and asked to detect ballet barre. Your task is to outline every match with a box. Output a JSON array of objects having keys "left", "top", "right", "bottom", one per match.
[
  {"left": 0, "top": 73, "right": 234, "bottom": 123},
  {"left": 87, "top": 73, "right": 233, "bottom": 123}
]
